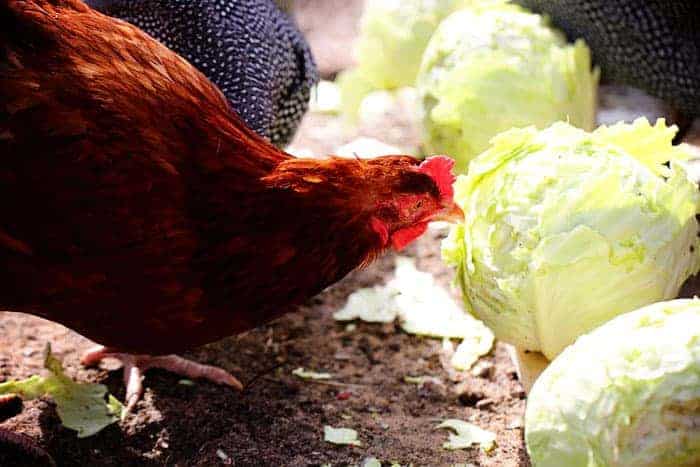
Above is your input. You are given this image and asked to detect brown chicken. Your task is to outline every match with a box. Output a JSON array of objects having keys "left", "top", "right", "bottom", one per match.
[{"left": 0, "top": 0, "right": 462, "bottom": 413}]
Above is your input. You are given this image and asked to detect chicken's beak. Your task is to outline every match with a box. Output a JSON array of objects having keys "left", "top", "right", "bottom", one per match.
[{"left": 432, "top": 202, "right": 464, "bottom": 223}]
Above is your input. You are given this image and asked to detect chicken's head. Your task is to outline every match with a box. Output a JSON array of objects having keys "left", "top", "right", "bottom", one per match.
[{"left": 368, "top": 155, "right": 463, "bottom": 251}]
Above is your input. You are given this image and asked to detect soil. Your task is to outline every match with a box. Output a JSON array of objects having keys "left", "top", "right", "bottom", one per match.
[{"left": 2, "top": 1, "right": 699, "bottom": 466}]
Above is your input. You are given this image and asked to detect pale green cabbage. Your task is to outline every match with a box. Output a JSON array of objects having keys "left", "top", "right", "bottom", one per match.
[
  {"left": 338, "top": 0, "right": 478, "bottom": 120},
  {"left": 418, "top": 3, "right": 598, "bottom": 173},
  {"left": 526, "top": 298, "right": 700, "bottom": 467},
  {"left": 442, "top": 118, "right": 700, "bottom": 360},
  {"left": 355, "top": 0, "right": 476, "bottom": 90}
]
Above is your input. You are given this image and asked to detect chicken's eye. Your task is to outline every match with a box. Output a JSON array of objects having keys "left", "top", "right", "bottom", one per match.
[{"left": 416, "top": 200, "right": 424, "bottom": 208}]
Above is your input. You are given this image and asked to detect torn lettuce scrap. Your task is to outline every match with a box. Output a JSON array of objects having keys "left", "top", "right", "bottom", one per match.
[
  {"left": 0, "top": 344, "right": 124, "bottom": 438},
  {"left": 292, "top": 368, "right": 333, "bottom": 380},
  {"left": 335, "top": 257, "right": 494, "bottom": 370},
  {"left": 323, "top": 426, "right": 362, "bottom": 447},
  {"left": 436, "top": 419, "right": 496, "bottom": 452}
]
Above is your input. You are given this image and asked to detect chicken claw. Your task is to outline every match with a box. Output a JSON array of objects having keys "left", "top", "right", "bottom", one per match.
[{"left": 81, "top": 346, "right": 243, "bottom": 413}]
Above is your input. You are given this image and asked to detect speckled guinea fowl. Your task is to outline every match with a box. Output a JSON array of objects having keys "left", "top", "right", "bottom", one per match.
[
  {"left": 87, "top": 0, "right": 318, "bottom": 146},
  {"left": 514, "top": 0, "right": 700, "bottom": 117}
]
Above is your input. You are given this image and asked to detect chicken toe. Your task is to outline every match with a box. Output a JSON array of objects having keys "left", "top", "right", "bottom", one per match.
[{"left": 81, "top": 346, "right": 243, "bottom": 412}]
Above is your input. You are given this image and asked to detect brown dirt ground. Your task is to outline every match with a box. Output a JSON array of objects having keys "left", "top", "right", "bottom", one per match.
[{"left": 2, "top": 1, "right": 700, "bottom": 466}]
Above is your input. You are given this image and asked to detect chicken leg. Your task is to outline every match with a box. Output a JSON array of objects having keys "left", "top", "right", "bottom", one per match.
[{"left": 81, "top": 346, "right": 243, "bottom": 413}]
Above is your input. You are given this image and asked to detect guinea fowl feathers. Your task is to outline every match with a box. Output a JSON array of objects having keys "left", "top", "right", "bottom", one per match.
[
  {"left": 85, "top": 0, "right": 318, "bottom": 146},
  {"left": 515, "top": 0, "right": 700, "bottom": 117}
]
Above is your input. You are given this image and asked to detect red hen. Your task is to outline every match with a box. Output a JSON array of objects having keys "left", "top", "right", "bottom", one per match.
[{"left": 0, "top": 0, "right": 462, "bottom": 410}]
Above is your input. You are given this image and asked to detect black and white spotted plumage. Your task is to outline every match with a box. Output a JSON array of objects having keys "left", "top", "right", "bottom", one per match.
[
  {"left": 514, "top": 0, "right": 700, "bottom": 116},
  {"left": 87, "top": 0, "right": 318, "bottom": 146}
]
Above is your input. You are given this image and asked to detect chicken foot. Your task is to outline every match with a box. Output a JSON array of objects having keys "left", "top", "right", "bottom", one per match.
[{"left": 81, "top": 346, "right": 243, "bottom": 413}]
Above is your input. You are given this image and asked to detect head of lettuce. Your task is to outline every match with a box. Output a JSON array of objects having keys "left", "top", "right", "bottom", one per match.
[
  {"left": 352, "top": 0, "right": 474, "bottom": 90},
  {"left": 442, "top": 118, "right": 700, "bottom": 360},
  {"left": 526, "top": 298, "right": 700, "bottom": 467},
  {"left": 418, "top": 3, "right": 598, "bottom": 173},
  {"left": 338, "top": 0, "right": 475, "bottom": 120}
]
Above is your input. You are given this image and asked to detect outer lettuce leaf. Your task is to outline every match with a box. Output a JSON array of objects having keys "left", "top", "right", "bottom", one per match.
[
  {"left": 593, "top": 117, "right": 692, "bottom": 177},
  {"left": 526, "top": 299, "right": 700, "bottom": 467},
  {"left": 442, "top": 118, "right": 700, "bottom": 359}
]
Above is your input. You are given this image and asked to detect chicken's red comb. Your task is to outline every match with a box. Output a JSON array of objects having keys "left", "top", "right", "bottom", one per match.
[{"left": 418, "top": 156, "right": 456, "bottom": 199}]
